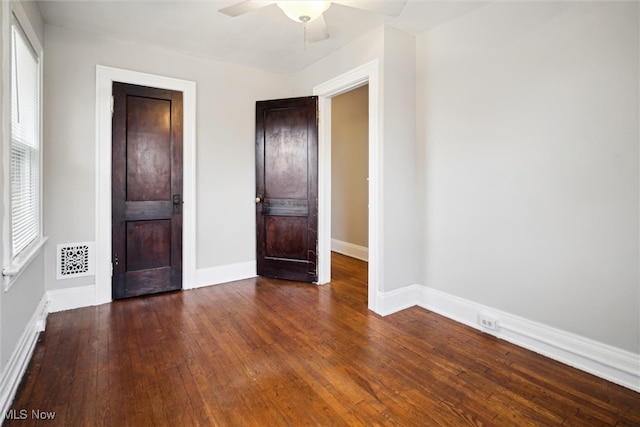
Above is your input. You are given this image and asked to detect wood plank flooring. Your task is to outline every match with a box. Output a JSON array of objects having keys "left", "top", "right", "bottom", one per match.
[{"left": 5, "top": 253, "right": 639, "bottom": 426}]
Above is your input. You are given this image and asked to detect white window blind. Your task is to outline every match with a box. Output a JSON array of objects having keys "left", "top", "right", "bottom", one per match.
[{"left": 10, "top": 17, "right": 40, "bottom": 260}]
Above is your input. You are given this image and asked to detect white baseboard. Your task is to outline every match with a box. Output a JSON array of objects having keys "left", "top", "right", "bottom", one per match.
[
  {"left": 0, "top": 293, "right": 49, "bottom": 420},
  {"left": 47, "top": 285, "right": 97, "bottom": 313},
  {"left": 331, "top": 239, "right": 368, "bottom": 262},
  {"left": 376, "top": 284, "right": 422, "bottom": 316},
  {"left": 422, "top": 287, "right": 640, "bottom": 392},
  {"left": 377, "top": 284, "right": 640, "bottom": 392},
  {"left": 46, "top": 261, "right": 258, "bottom": 309},
  {"left": 190, "top": 261, "right": 256, "bottom": 289}
]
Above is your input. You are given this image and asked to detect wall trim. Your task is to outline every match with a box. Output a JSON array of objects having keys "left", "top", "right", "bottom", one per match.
[
  {"left": 47, "top": 285, "right": 97, "bottom": 313},
  {"left": 44, "top": 260, "right": 257, "bottom": 312},
  {"left": 95, "top": 66, "right": 196, "bottom": 306},
  {"left": 190, "top": 261, "right": 257, "bottom": 289},
  {"left": 377, "top": 284, "right": 640, "bottom": 392},
  {"left": 376, "top": 284, "right": 422, "bottom": 317},
  {"left": 0, "top": 293, "right": 48, "bottom": 418},
  {"left": 331, "top": 239, "right": 368, "bottom": 262},
  {"left": 45, "top": 260, "right": 258, "bottom": 308},
  {"left": 314, "top": 59, "right": 382, "bottom": 314}
]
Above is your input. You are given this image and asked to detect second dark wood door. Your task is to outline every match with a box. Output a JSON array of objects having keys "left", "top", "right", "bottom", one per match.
[
  {"left": 256, "top": 97, "right": 318, "bottom": 282},
  {"left": 112, "top": 82, "right": 183, "bottom": 299}
]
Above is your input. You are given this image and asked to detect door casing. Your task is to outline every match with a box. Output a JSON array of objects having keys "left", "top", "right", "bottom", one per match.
[
  {"left": 314, "top": 59, "right": 381, "bottom": 313},
  {"left": 95, "top": 66, "right": 196, "bottom": 305}
]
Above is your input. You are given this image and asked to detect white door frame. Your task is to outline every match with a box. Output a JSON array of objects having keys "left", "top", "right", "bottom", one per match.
[
  {"left": 314, "top": 59, "right": 382, "bottom": 313},
  {"left": 95, "top": 65, "right": 197, "bottom": 305}
]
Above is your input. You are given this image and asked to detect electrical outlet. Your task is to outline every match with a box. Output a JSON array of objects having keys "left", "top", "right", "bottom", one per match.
[{"left": 478, "top": 314, "right": 498, "bottom": 331}]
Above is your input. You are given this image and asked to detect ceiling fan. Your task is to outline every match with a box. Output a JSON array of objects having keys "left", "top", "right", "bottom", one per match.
[{"left": 219, "top": 1, "right": 408, "bottom": 43}]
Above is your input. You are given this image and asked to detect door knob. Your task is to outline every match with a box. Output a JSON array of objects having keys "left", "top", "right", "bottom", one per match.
[
  {"left": 173, "top": 194, "right": 182, "bottom": 214},
  {"left": 255, "top": 197, "right": 261, "bottom": 203}
]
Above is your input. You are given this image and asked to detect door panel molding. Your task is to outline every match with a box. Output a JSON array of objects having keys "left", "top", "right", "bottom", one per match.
[
  {"left": 96, "top": 66, "right": 196, "bottom": 305},
  {"left": 313, "top": 59, "right": 381, "bottom": 313},
  {"left": 256, "top": 96, "right": 318, "bottom": 283},
  {"left": 112, "top": 83, "right": 183, "bottom": 299}
]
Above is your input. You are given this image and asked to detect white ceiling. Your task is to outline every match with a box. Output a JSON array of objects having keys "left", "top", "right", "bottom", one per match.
[{"left": 37, "top": 0, "right": 487, "bottom": 74}]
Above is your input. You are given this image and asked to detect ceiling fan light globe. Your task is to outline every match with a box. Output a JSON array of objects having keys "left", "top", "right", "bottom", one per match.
[{"left": 276, "top": 1, "right": 331, "bottom": 23}]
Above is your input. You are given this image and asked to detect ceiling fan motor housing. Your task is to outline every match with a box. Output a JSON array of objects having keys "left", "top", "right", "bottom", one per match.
[{"left": 276, "top": 1, "right": 331, "bottom": 23}]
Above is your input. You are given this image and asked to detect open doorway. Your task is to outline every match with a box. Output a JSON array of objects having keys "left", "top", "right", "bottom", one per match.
[
  {"left": 330, "top": 85, "right": 369, "bottom": 296},
  {"left": 314, "top": 59, "right": 381, "bottom": 312}
]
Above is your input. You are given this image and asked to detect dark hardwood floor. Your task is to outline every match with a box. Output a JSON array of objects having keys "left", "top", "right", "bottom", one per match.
[{"left": 5, "top": 253, "right": 639, "bottom": 426}]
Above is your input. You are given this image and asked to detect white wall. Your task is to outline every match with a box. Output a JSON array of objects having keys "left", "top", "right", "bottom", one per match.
[
  {"left": 43, "top": 25, "right": 292, "bottom": 292},
  {"left": 417, "top": 2, "right": 639, "bottom": 352},
  {"left": 381, "top": 26, "right": 419, "bottom": 291}
]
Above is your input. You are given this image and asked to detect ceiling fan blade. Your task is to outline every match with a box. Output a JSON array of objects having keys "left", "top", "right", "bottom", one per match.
[
  {"left": 333, "top": 0, "right": 407, "bottom": 17},
  {"left": 218, "top": 1, "right": 275, "bottom": 17},
  {"left": 307, "top": 14, "right": 329, "bottom": 43}
]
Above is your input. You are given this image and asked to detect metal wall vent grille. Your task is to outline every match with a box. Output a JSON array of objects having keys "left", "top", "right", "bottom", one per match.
[{"left": 57, "top": 242, "right": 94, "bottom": 279}]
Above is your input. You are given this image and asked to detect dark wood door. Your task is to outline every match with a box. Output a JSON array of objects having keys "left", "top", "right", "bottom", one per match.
[
  {"left": 112, "top": 82, "right": 183, "bottom": 299},
  {"left": 256, "top": 97, "right": 318, "bottom": 282}
]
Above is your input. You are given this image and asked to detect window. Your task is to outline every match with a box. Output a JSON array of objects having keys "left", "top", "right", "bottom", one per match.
[
  {"left": 11, "top": 18, "right": 40, "bottom": 258},
  {"left": 2, "top": 11, "right": 44, "bottom": 290}
]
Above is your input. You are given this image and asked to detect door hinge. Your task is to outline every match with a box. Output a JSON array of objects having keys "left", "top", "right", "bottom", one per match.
[
  {"left": 110, "top": 95, "right": 114, "bottom": 115},
  {"left": 110, "top": 262, "right": 113, "bottom": 277}
]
